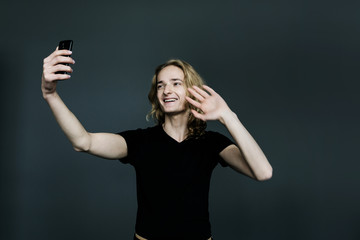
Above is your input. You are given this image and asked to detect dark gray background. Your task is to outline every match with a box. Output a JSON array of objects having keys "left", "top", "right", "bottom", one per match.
[{"left": 1, "top": 0, "right": 359, "bottom": 239}]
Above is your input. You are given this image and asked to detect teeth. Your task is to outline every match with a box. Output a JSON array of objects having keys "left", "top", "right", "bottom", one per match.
[{"left": 164, "top": 99, "right": 176, "bottom": 102}]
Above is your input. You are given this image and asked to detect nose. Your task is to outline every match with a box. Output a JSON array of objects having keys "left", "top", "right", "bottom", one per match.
[{"left": 163, "top": 84, "right": 173, "bottom": 95}]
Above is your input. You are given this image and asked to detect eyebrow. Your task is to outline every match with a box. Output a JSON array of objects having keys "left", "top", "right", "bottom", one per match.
[{"left": 157, "top": 78, "right": 183, "bottom": 84}]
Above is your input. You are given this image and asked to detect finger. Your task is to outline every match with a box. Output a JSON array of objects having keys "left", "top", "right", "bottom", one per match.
[
  {"left": 186, "top": 96, "right": 201, "bottom": 108},
  {"left": 53, "top": 73, "right": 72, "bottom": 81},
  {"left": 202, "top": 85, "right": 217, "bottom": 96},
  {"left": 44, "top": 49, "right": 59, "bottom": 65},
  {"left": 50, "top": 56, "right": 75, "bottom": 66},
  {"left": 48, "top": 50, "right": 72, "bottom": 62},
  {"left": 51, "top": 64, "right": 73, "bottom": 74},
  {"left": 47, "top": 47, "right": 71, "bottom": 60},
  {"left": 187, "top": 87, "right": 205, "bottom": 102},
  {"left": 45, "top": 72, "right": 71, "bottom": 82},
  {"left": 191, "top": 109, "right": 206, "bottom": 121},
  {"left": 56, "top": 49, "right": 72, "bottom": 56},
  {"left": 193, "top": 86, "right": 210, "bottom": 98}
]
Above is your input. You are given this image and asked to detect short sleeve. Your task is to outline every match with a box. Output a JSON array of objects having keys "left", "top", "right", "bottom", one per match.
[
  {"left": 117, "top": 128, "right": 143, "bottom": 165},
  {"left": 205, "top": 131, "right": 234, "bottom": 167}
]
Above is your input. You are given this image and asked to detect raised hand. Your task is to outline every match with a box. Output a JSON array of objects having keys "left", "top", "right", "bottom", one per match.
[
  {"left": 41, "top": 47, "right": 75, "bottom": 97},
  {"left": 186, "top": 85, "right": 233, "bottom": 123}
]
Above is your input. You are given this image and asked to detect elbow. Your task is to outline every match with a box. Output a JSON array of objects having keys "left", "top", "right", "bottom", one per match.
[
  {"left": 256, "top": 167, "right": 273, "bottom": 181},
  {"left": 73, "top": 146, "right": 88, "bottom": 152},
  {"left": 72, "top": 138, "right": 91, "bottom": 152}
]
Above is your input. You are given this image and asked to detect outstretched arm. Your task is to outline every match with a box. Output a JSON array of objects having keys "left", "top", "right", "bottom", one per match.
[
  {"left": 186, "top": 85, "right": 272, "bottom": 181},
  {"left": 42, "top": 48, "right": 127, "bottom": 159}
]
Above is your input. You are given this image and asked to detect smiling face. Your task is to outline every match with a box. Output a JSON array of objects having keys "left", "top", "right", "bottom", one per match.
[
  {"left": 156, "top": 65, "right": 188, "bottom": 115},
  {"left": 147, "top": 59, "right": 207, "bottom": 136}
]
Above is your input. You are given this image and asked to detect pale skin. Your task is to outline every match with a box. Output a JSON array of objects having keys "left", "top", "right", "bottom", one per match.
[
  {"left": 42, "top": 48, "right": 272, "bottom": 184},
  {"left": 156, "top": 66, "right": 272, "bottom": 181}
]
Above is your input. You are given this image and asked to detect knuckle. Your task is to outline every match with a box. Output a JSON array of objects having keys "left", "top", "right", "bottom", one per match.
[
  {"left": 44, "top": 76, "right": 51, "bottom": 82},
  {"left": 44, "top": 72, "right": 51, "bottom": 79}
]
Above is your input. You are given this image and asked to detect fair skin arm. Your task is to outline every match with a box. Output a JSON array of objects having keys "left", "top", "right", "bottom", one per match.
[
  {"left": 186, "top": 85, "right": 273, "bottom": 181},
  {"left": 42, "top": 48, "right": 128, "bottom": 159}
]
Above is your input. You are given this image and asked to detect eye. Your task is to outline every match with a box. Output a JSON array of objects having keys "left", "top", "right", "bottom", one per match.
[
  {"left": 174, "top": 82, "right": 181, "bottom": 86},
  {"left": 157, "top": 84, "right": 163, "bottom": 89}
]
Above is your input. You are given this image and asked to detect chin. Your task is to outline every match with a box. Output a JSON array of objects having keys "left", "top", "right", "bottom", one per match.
[{"left": 163, "top": 108, "right": 189, "bottom": 116}]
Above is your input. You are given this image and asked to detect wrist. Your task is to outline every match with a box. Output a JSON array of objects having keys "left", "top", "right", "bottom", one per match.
[
  {"left": 42, "top": 91, "right": 58, "bottom": 102},
  {"left": 219, "top": 109, "right": 237, "bottom": 125}
]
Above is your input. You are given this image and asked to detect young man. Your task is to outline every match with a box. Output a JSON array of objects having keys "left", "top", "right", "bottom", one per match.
[{"left": 42, "top": 48, "right": 272, "bottom": 240}]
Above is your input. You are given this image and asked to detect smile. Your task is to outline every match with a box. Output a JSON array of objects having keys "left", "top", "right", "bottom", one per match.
[{"left": 164, "top": 98, "right": 177, "bottom": 103}]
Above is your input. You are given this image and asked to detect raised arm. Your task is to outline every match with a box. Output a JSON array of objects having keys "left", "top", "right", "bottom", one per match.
[
  {"left": 186, "top": 85, "right": 272, "bottom": 181},
  {"left": 41, "top": 48, "right": 127, "bottom": 159}
]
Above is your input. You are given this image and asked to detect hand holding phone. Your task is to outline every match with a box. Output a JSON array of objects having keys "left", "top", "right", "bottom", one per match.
[{"left": 56, "top": 40, "right": 73, "bottom": 74}]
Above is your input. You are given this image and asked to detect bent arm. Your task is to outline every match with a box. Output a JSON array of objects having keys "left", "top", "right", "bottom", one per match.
[
  {"left": 186, "top": 85, "right": 272, "bottom": 181},
  {"left": 219, "top": 112, "right": 272, "bottom": 181},
  {"left": 42, "top": 48, "right": 127, "bottom": 160},
  {"left": 44, "top": 93, "right": 127, "bottom": 159}
]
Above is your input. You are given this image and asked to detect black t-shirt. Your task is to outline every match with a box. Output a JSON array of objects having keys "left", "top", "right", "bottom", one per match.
[{"left": 118, "top": 125, "right": 234, "bottom": 239}]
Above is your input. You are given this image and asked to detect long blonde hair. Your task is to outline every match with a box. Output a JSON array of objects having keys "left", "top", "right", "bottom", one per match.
[{"left": 147, "top": 59, "right": 207, "bottom": 137}]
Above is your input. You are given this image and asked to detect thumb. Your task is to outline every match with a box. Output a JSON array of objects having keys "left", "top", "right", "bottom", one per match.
[{"left": 191, "top": 109, "right": 206, "bottom": 121}]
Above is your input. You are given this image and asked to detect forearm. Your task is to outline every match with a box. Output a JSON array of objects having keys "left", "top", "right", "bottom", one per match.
[
  {"left": 221, "top": 111, "right": 273, "bottom": 180},
  {"left": 44, "top": 92, "right": 91, "bottom": 151}
]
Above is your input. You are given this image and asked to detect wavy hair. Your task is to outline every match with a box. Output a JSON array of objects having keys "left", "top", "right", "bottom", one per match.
[{"left": 147, "top": 59, "right": 207, "bottom": 137}]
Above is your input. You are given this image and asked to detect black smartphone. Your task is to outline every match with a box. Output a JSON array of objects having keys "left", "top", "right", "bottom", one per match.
[{"left": 56, "top": 40, "right": 73, "bottom": 74}]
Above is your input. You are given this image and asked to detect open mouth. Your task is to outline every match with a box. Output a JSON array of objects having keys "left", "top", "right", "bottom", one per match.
[{"left": 164, "top": 98, "right": 177, "bottom": 103}]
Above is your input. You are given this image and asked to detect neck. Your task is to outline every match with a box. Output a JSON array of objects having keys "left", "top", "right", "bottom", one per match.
[{"left": 162, "top": 111, "right": 189, "bottom": 142}]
